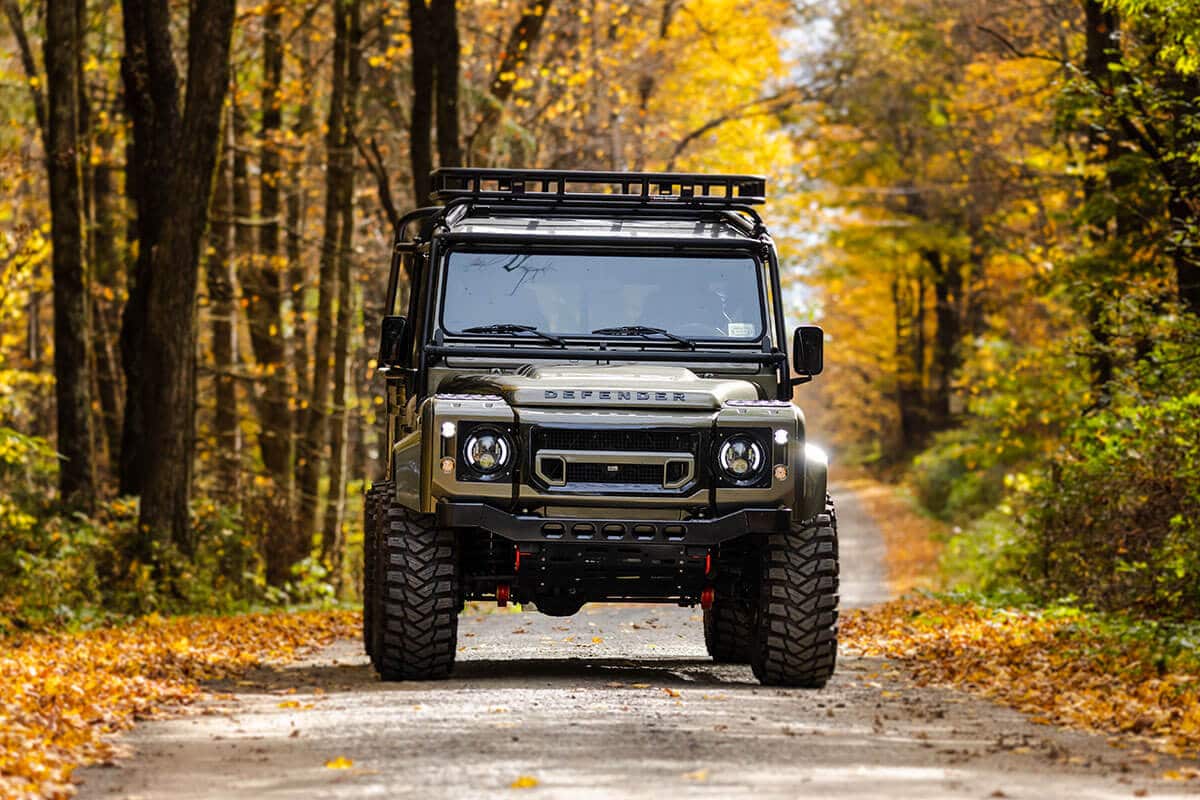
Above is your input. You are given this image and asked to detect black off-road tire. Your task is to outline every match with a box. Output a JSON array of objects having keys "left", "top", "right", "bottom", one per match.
[
  {"left": 362, "top": 481, "right": 391, "bottom": 659},
  {"left": 750, "top": 499, "right": 839, "bottom": 688},
  {"left": 703, "top": 602, "right": 754, "bottom": 663},
  {"left": 374, "top": 502, "right": 459, "bottom": 681}
]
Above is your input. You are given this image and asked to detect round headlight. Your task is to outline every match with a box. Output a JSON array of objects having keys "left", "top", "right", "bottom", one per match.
[
  {"left": 462, "top": 428, "right": 512, "bottom": 474},
  {"left": 718, "top": 435, "right": 765, "bottom": 484}
]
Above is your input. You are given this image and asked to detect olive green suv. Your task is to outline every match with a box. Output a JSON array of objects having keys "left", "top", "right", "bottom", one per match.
[{"left": 363, "top": 169, "right": 836, "bottom": 687}]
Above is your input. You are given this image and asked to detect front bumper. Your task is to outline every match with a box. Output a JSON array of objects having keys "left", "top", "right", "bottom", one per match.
[{"left": 437, "top": 501, "right": 789, "bottom": 545}]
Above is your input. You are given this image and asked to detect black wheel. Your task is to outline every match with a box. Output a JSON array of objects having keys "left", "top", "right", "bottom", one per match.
[
  {"left": 750, "top": 499, "right": 839, "bottom": 688},
  {"left": 374, "top": 502, "right": 459, "bottom": 681},
  {"left": 362, "top": 481, "right": 391, "bottom": 659},
  {"left": 703, "top": 601, "right": 754, "bottom": 663}
]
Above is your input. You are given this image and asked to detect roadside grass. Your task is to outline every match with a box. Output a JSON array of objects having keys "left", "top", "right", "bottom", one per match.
[
  {"left": 0, "top": 609, "right": 358, "bottom": 799},
  {"left": 842, "top": 477, "right": 1200, "bottom": 773}
]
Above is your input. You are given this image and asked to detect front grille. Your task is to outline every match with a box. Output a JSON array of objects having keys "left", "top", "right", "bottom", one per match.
[
  {"left": 566, "top": 462, "right": 664, "bottom": 484},
  {"left": 533, "top": 428, "right": 700, "bottom": 454},
  {"left": 530, "top": 427, "right": 701, "bottom": 493}
]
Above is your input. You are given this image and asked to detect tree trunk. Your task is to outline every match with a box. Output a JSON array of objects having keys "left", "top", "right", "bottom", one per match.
[
  {"left": 295, "top": 0, "right": 360, "bottom": 578},
  {"left": 90, "top": 126, "right": 125, "bottom": 475},
  {"left": 242, "top": 0, "right": 295, "bottom": 502},
  {"left": 408, "top": 0, "right": 435, "bottom": 202},
  {"left": 1080, "top": 0, "right": 1120, "bottom": 394},
  {"left": 321, "top": 0, "right": 364, "bottom": 587},
  {"left": 289, "top": 32, "right": 316, "bottom": 429},
  {"left": 45, "top": 0, "right": 95, "bottom": 509},
  {"left": 205, "top": 114, "right": 241, "bottom": 497},
  {"left": 892, "top": 272, "right": 927, "bottom": 454},
  {"left": 926, "top": 249, "right": 962, "bottom": 432},
  {"left": 121, "top": 0, "right": 236, "bottom": 554},
  {"left": 119, "top": 0, "right": 180, "bottom": 499},
  {"left": 431, "top": 0, "right": 462, "bottom": 166}
]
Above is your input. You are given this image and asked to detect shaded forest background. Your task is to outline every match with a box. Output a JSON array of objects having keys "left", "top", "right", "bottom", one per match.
[{"left": 0, "top": 0, "right": 1197, "bottom": 625}]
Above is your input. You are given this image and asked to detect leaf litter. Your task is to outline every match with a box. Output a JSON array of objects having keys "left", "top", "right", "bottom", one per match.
[{"left": 0, "top": 609, "right": 357, "bottom": 798}]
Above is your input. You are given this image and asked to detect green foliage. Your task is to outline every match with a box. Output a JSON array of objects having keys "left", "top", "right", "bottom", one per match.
[
  {"left": 912, "top": 430, "right": 1010, "bottom": 520},
  {"left": 911, "top": 337, "right": 1085, "bottom": 520},
  {"left": 1022, "top": 390, "right": 1200, "bottom": 618},
  {"left": 0, "top": 495, "right": 276, "bottom": 630},
  {"left": 0, "top": 430, "right": 334, "bottom": 630},
  {"left": 938, "top": 501, "right": 1035, "bottom": 603}
]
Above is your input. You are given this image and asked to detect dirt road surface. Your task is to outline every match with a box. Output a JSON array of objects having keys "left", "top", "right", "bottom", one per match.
[{"left": 81, "top": 487, "right": 1199, "bottom": 799}]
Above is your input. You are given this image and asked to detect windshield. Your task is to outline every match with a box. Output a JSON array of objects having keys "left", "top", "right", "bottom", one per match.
[{"left": 441, "top": 251, "right": 765, "bottom": 340}]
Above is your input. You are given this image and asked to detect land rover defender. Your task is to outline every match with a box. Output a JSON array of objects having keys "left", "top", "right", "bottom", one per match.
[{"left": 363, "top": 168, "right": 836, "bottom": 687}]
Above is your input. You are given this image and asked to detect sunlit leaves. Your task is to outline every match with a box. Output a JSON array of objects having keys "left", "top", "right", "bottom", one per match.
[
  {"left": 845, "top": 597, "right": 1200, "bottom": 761},
  {"left": 0, "top": 610, "right": 357, "bottom": 799}
]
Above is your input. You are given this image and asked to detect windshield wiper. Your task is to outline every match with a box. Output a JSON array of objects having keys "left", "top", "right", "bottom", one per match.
[
  {"left": 462, "top": 323, "right": 565, "bottom": 347},
  {"left": 591, "top": 325, "right": 695, "bottom": 350}
]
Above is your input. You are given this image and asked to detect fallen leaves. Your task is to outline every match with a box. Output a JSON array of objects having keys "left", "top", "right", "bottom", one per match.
[
  {"left": 324, "top": 756, "right": 354, "bottom": 770},
  {"left": 510, "top": 774, "right": 540, "bottom": 789},
  {"left": 843, "top": 598, "right": 1200, "bottom": 764},
  {"left": 0, "top": 609, "right": 357, "bottom": 799}
]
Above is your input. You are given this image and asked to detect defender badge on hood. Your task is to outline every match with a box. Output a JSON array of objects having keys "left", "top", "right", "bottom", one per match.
[{"left": 544, "top": 389, "right": 689, "bottom": 402}]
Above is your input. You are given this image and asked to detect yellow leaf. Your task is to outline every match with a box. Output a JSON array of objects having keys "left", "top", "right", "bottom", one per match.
[
  {"left": 325, "top": 756, "right": 354, "bottom": 769},
  {"left": 511, "top": 775, "right": 539, "bottom": 789}
]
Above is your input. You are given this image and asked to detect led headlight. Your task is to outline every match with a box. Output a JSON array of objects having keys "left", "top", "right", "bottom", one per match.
[
  {"left": 462, "top": 427, "right": 512, "bottom": 475},
  {"left": 717, "top": 434, "right": 766, "bottom": 485}
]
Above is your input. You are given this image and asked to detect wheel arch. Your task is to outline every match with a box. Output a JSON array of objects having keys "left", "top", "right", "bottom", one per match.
[{"left": 795, "top": 442, "right": 828, "bottom": 522}]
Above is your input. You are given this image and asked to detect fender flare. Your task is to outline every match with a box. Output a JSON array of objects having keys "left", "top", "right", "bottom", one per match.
[
  {"left": 796, "top": 443, "right": 829, "bottom": 522},
  {"left": 391, "top": 429, "right": 424, "bottom": 512}
]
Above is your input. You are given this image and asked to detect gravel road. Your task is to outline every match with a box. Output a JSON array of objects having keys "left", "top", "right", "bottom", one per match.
[{"left": 81, "top": 487, "right": 1199, "bottom": 799}]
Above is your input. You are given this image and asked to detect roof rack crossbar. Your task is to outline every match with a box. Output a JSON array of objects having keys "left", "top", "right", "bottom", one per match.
[{"left": 430, "top": 168, "right": 766, "bottom": 206}]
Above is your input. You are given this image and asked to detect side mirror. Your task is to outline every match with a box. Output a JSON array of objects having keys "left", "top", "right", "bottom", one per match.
[
  {"left": 792, "top": 325, "right": 824, "bottom": 379},
  {"left": 379, "top": 315, "right": 409, "bottom": 369}
]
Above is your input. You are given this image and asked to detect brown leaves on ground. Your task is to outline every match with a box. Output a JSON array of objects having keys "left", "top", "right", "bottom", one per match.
[
  {"left": 843, "top": 598, "right": 1200, "bottom": 763},
  {"left": 0, "top": 610, "right": 357, "bottom": 799}
]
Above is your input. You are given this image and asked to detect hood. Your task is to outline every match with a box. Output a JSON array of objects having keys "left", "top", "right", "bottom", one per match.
[{"left": 486, "top": 365, "right": 759, "bottom": 410}]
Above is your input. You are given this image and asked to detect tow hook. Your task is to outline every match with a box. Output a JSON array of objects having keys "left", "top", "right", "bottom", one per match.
[
  {"left": 700, "top": 586, "right": 715, "bottom": 610},
  {"left": 497, "top": 584, "right": 511, "bottom": 607}
]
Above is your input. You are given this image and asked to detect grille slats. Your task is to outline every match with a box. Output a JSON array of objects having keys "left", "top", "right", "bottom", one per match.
[
  {"left": 566, "top": 462, "right": 664, "bottom": 484},
  {"left": 533, "top": 428, "right": 700, "bottom": 454}
]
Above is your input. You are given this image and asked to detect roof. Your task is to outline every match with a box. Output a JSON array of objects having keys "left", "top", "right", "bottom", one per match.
[{"left": 442, "top": 211, "right": 758, "bottom": 242}]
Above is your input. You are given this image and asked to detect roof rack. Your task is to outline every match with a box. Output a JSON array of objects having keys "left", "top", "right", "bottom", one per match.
[{"left": 430, "top": 168, "right": 766, "bottom": 207}]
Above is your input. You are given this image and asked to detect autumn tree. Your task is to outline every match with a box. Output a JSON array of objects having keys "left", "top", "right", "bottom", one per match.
[
  {"left": 44, "top": 0, "right": 95, "bottom": 508},
  {"left": 120, "top": 0, "right": 236, "bottom": 552},
  {"left": 3, "top": 0, "right": 96, "bottom": 509},
  {"left": 296, "top": 0, "right": 364, "bottom": 572},
  {"left": 408, "top": 0, "right": 461, "bottom": 201}
]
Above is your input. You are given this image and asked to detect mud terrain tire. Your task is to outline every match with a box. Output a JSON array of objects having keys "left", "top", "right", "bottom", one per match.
[
  {"left": 374, "top": 503, "right": 459, "bottom": 681},
  {"left": 362, "top": 481, "right": 391, "bottom": 659},
  {"left": 703, "top": 602, "right": 754, "bottom": 663},
  {"left": 750, "top": 500, "right": 839, "bottom": 687}
]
